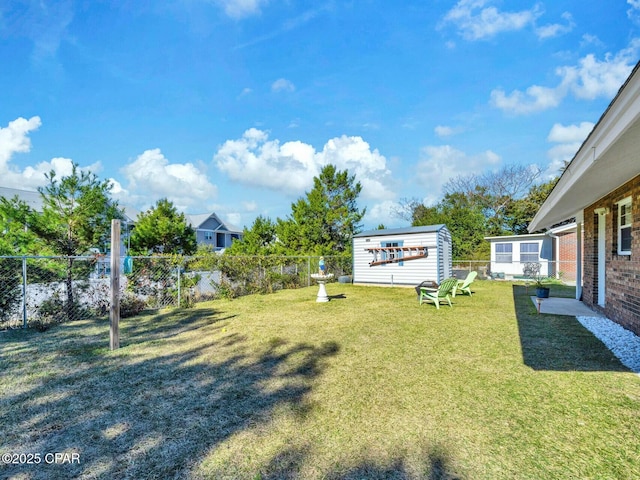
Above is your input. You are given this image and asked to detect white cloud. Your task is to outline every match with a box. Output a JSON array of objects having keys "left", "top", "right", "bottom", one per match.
[
  {"left": 535, "top": 12, "right": 574, "bottom": 39},
  {"left": 434, "top": 126, "right": 454, "bottom": 137},
  {"left": 416, "top": 145, "right": 501, "bottom": 205},
  {"left": 214, "top": 129, "right": 395, "bottom": 201},
  {"left": 242, "top": 201, "right": 258, "bottom": 211},
  {"left": 440, "top": 0, "right": 542, "bottom": 40},
  {"left": 491, "top": 39, "right": 640, "bottom": 114},
  {"left": 224, "top": 212, "right": 242, "bottom": 228},
  {"left": 547, "top": 121, "right": 594, "bottom": 143},
  {"left": 364, "top": 200, "right": 402, "bottom": 228},
  {"left": 557, "top": 41, "right": 640, "bottom": 100},
  {"left": 118, "top": 148, "right": 217, "bottom": 211},
  {"left": 271, "top": 78, "right": 295, "bottom": 92},
  {"left": 0, "top": 116, "right": 42, "bottom": 168},
  {"left": 216, "top": 0, "right": 267, "bottom": 19},
  {"left": 545, "top": 121, "right": 594, "bottom": 177},
  {"left": 629, "top": 0, "right": 640, "bottom": 23},
  {"left": 1, "top": 1, "right": 73, "bottom": 64},
  {"left": 490, "top": 84, "right": 565, "bottom": 114},
  {"left": 435, "top": 125, "right": 465, "bottom": 138},
  {"left": 0, "top": 116, "right": 100, "bottom": 190},
  {"left": 580, "top": 34, "right": 604, "bottom": 49}
]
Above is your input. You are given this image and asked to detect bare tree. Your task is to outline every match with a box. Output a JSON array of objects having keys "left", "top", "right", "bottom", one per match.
[{"left": 443, "top": 164, "right": 541, "bottom": 235}]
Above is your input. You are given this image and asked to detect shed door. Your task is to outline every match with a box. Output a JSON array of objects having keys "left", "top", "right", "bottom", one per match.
[{"left": 442, "top": 235, "right": 451, "bottom": 280}]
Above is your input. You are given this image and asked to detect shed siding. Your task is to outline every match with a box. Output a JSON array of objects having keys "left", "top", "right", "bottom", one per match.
[{"left": 353, "top": 231, "right": 440, "bottom": 285}]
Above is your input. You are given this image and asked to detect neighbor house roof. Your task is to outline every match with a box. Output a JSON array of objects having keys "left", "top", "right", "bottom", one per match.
[
  {"left": 185, "top": 212, "right": 242, "bottom": 234},
  {"left": 0, "top": 186, "right": 43, "bottom": 210},
  {"left": 354, "top": 224, "right": 447, "bottom": 238},
  {"left": 1, "top": 186, "right": 138, "bottom": 223},
  {"left": 528, "top": 60, "right": 640, "bottom": 232}
]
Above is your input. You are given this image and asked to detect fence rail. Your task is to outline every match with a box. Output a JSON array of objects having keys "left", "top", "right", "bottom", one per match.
[
  {"left": 1, "top": 255, "right": 578, "bottom": 331},
  {"left": 0, "top": 254, "right": 352, "bottom": 330}
]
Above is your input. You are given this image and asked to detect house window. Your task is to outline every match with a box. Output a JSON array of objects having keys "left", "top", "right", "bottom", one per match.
[
  {"left": 520, "top": 242, "right": 539, "bottom": 263},
  {"left": 204, "top": 231, "right": 214, "bottom": 241},
  {"left": 618, "top": 197, "right": 632, "bottom": 255},
  {"left": 495, "top": 243, "right": 512, "bottom": 263}
]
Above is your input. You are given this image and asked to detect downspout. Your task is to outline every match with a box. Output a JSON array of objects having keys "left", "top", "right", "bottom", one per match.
[{"left": 546, "top": 231, "right": 560, "bottom": 279}]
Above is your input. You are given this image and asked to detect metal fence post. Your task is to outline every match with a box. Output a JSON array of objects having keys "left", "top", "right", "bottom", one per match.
[
  {"left": 22, "top": 256, "right": 27, "bottom": 329},
  {"left": 177, "top": 265, "right": 181, "bottom": 307}
]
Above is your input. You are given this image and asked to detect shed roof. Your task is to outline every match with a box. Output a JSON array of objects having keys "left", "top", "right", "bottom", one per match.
[{"left": 354, "top": 224, "right": 446, "bottom": 238}]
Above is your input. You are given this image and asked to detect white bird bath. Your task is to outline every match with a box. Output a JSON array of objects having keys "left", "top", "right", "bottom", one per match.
[{"left": 310, "top": 273, "right": 334, "bottom": 302}]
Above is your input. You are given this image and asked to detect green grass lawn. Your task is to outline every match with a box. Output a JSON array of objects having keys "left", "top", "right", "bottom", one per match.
[{"left": 2, "top": 280, "right": 640, "bottom": 479}]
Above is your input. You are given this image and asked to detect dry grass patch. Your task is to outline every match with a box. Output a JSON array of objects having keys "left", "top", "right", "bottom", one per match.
[{"left": 1, "top": 281, "right": 640, "bottom": 479}]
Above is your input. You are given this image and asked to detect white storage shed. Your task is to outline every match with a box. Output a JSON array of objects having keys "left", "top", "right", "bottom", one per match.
[{"left": 352, "top": 225, "right": 453, "bottom": 286}]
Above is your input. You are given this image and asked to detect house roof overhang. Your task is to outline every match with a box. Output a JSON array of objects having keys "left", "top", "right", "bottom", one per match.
[{"left": 528, "top": 61, "right": 640, "bottom": 233}]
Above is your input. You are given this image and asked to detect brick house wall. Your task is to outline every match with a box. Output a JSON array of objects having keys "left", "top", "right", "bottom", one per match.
[
  {"left": 583, "top": 174, "right": 640, "bottom": 335},
  {"left": 557, "top": 231, "right": 578, "bottom": 282}
]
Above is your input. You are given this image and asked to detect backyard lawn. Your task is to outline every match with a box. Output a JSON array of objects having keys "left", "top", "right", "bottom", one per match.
[{"left": 2, "top": 280, "right": 640, "bottom": 479}]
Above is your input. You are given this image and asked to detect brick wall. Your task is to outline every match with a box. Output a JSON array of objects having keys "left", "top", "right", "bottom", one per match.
[
  {"left": 583, "top": 174, "right": 640, "bottom": 335},
  {"left": 557, "top": 231, "right": 578, "bottom": 281}
]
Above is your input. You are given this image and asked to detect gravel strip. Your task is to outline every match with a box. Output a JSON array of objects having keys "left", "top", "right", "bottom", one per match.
[{"left": 577, "top": 316, "right": 640, "bottom": 374}]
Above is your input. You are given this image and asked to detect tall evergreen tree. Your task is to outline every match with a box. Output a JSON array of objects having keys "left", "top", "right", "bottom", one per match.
[
  {"left": 225, "top": 215, "right": 277, "bottom": 255},
  {"left": 129, "top": 198, "right": 197, "bottom": 255},
  {"left": 276, "top": 165, "right": 365, "bottom": 256},
  {"left": 28, "top": 164, "right": 123, "bottom": 312}
]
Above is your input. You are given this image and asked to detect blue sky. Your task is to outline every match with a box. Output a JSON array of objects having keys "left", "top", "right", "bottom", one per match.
[{"left": 2, "top": 0, "right": 640, "bottom": 230}]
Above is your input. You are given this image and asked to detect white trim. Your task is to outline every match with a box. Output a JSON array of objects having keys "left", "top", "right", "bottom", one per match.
[
  {"left": 597, "top": 211, "right": 607, "bottom": 307},
  {"left": 617, "top": 196, "right": 632, "bottom": 255}
]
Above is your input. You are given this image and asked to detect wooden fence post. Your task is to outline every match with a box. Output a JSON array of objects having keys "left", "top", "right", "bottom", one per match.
[{"left": 110, "top": 219, "right": 120, "bottom": 350}]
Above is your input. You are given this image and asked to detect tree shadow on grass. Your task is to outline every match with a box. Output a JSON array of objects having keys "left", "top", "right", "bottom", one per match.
[
  {"left": 512, "top": 285, "right": 627, "bottom": 371},
  {"left": 0, "top": 307, "right": 340, "bottom": 479},
  {"left": 255, "top": 443, "right": 463, "bottom": 480}
]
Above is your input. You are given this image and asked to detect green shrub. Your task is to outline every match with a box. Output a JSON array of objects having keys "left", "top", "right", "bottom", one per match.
[{"left": 120, "top": 293, "right": 147, "bottom": 318}]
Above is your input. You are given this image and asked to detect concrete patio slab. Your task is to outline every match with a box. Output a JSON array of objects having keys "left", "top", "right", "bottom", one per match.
[{"left": 529, "top": 296, "right": 605, "bottom": 317}]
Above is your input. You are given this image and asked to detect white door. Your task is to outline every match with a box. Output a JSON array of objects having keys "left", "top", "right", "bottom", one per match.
[
  {"left": 442, "top": 235, "right": 451, "bottom": 280},
  {"left": 597, "top": 212, "right": 606, "bottom": 307}
]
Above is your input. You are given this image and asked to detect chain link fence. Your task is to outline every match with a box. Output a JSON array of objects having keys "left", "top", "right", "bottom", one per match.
[
  {"left": 1, "top": 254, "right": 578, "bottom": 331},
  {"left": 0, "top": 254, "right": 352, "bottom": 331}
]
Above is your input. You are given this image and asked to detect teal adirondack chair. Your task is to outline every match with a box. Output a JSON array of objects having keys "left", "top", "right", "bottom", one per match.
[
  {"left": 419, "top": 277, "right": 459, "bottom": 309},
  {"left": 453, "top": 271, "right": 477, "bottom": 297}
]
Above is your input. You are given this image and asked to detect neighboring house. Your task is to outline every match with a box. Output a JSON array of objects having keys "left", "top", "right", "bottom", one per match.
[
  {"left": 0, "top": 186, "right": 137, "bottom": 254},
  {"left": 0, "top": 186, "right": 43, "bottom": 211},
  {"left": 352, "top": 225, "right": 452, "bottom": 286},
  {"left": 485, "top": 223, "right": 579, "bottom": 282},
  {"left": 0, "top": 187, "right": 242, "bottom": 254},
  {"left": 528, "top": 60, "right": 640, "bottom": 335},
  {"left": 185, "top": 213, "right": 242, "bottom": 251},
  {"left": 485, "top": 233, "right": 552, "bottom": 280}
]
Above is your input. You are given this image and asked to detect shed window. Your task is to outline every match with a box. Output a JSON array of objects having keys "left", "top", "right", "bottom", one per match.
[
  {"left": 520, "top": 242, "right": 539, "bottom": 263},
  {"left": 618, "top": 197, "right": 632, "bottom": 255},
  {"left": 382, "top": 241, "right": 404, "bottom": 266},
  {"left": 495, "top": 243, "right": 512, "bottom": 263}
]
